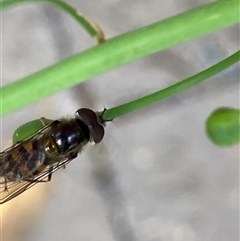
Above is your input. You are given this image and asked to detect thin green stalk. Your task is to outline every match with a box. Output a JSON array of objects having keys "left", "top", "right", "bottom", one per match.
[
  {"left": 102, "top": 51, "right": 240, "bottom": 120},
  {"left": 0, "top": 0, "right": 97, "bottom": 36},
  {"left": 1, "top": 0, "right": 239, "bottom": 116}
]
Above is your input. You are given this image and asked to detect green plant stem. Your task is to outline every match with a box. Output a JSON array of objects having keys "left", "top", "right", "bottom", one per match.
[
  {"left": 0, "top": 0, "right": 97, "bottom": 36},
  {"left": 1, "top": 0, "right": 239, "bottom": 116},
  {"left": 102, "top": 51, "right": 240, "bottom": 120}
]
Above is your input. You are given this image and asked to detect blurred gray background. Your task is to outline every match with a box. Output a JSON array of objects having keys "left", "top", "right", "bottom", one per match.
[{"left": 1, "top": 0, "right": 239, "bottom": 241}]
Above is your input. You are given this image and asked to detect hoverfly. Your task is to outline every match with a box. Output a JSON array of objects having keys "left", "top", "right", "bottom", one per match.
[{"left": 0, "top": 108, "right": 105, "bottom": 204}]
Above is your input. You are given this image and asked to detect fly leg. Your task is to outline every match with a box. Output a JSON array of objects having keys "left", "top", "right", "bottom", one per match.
[
  {"left": 47, "top": 164, "right": 53, "bottom": 181},
  {"left": 24, "top": 165, "right": 54, "bottom": 183},
  {"left": 37, "top": 164, "right": 53, "bottom": 182},
  {"left": 4, "top": 176, "right": 8, "bottom": 191},
  {"left": 61, "top": 154, "right": 77, "bottom": 170}
]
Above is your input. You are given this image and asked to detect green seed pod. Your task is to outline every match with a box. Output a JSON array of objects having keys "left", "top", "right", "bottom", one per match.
[
  {"left": 13, "top": 118, "right": 53, "bottom": 144},
  {"left": 206, "top": 107, "right": 240, "bottom": 146}
]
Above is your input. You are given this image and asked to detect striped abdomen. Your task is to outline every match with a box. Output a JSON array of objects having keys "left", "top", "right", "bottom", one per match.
[{"left": 0, "top": 139, "right": 47, "bottom": 182}]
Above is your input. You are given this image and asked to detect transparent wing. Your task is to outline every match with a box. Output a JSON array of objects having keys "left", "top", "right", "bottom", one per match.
[
  {"left": 0, "top": 120, "right": 64, "bottom": 204},
  {"left": 0, "top": 157, "right": 73, "bottom": 204},
  {"left": 0, "top": 121, "right": 56, "bottom": 158},
  {"left": 0, "top": 120, "right": 60, "bottom": 179}
]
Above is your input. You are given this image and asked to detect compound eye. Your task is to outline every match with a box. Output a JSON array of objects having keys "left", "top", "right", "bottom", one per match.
[{"left": 76, "top": 108, "right": 105, "bottom": 144}]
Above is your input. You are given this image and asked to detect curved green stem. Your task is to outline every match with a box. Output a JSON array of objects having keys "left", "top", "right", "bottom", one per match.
[
  {"left": 102, "top": 51, "right": 240, "bottom": 120},
  {"left": 1, "top": 0, "right": 239, "bottom": 116},
  {"left": 0, "top": 0, "right": 97, "bottom": 36}
]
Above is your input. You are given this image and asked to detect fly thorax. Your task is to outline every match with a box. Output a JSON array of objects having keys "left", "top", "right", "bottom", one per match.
[{"left": 48, "top": 120, "right": 90, "bottom": 156}]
